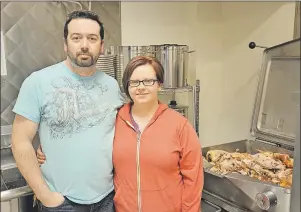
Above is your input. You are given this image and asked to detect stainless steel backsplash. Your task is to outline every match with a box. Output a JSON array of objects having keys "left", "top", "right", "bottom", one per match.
[{"left": 1, "top": 1, "right": 121, "bottom": 126}]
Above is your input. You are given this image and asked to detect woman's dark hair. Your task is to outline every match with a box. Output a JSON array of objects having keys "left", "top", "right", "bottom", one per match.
[
  {"left": 64, "top": 10, "right": 104, "bottom": 40},
  {"left": 122, "top": 56, "right": 164, "bottom": 100}
]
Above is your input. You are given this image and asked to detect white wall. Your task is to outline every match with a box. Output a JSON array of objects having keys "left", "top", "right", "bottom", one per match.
[
  {"left": 121, "top": 2, "right": 192, "bottom": 45},
  {"left": 120, "top": 2, "right": 197, "bottom": 83},
  {"left": 217, "top": 2, "right": 295, "bottom": 146},
  {"left": 192, "top": 2, "right": 223, "bottom": 147},
  {"left": 121, "top": 2, "right": 296, "bottom": 147}
]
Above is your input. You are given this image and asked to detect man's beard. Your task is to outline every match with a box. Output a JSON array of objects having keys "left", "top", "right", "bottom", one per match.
[{"left": 67, "top": 50, "right": 99, "bottom": 68}]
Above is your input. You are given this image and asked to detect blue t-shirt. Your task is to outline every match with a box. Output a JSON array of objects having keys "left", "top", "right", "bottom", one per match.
[{"left": 13, "top": 62, "right": 124, "bottom": 204}]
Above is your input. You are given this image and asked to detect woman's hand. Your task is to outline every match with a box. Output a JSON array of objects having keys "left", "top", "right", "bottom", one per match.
[{"left": 37, "top": 145, "right": 46, "bottom": 165}]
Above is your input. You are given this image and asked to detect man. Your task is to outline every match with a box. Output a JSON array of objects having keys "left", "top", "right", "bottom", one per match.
[{"left": 11, "top": 10, "right": 123, "bottom": 212}]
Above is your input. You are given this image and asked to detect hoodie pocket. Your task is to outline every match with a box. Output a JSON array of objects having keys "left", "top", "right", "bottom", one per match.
[
  {"left": 114, "top": 182, "right": 137, "bottom": 212},
  {"left": 114, "top": 185, "right": 128, "bottom": 212},
  {"left": 141, "top": 186, "right": 180, "bottom": 212}
]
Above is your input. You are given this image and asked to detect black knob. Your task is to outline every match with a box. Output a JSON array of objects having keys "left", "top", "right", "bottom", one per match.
[
  {"left": 169, "top": 100, "right": 177, "bottom": 106},
  {"left": 249, "top": 42, "right": 256, "bottom": 49}
]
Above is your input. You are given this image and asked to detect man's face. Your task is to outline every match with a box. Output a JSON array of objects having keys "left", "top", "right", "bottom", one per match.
[{"left": 64, "top": 18, "right": 104, "bottom": 67}]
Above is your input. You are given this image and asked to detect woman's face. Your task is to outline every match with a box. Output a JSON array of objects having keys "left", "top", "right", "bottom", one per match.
[{"left": 128, "top": 64, "right": 161, "bottom": 105}]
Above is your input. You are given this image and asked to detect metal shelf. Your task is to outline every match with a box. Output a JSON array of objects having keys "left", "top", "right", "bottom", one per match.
[
  {"left": 121, "top": 85, "right": 193, "bottom": 95},
  {"left": 158, "top": 86, "right": 193, "bottom": 94}
]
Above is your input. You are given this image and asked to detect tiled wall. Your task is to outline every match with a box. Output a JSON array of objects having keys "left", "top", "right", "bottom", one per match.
[{"left": 0, "top": 1, "right": 121, "bottom": 126}]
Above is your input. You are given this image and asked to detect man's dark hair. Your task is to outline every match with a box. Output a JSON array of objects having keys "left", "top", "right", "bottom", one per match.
[{"left": 64, "top": 10, "right": 104, "bottom": 40}]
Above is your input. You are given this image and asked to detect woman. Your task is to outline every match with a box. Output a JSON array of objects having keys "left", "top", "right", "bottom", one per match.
[{"left": 37, "top": 56, "right": 204, "bottom": 212}]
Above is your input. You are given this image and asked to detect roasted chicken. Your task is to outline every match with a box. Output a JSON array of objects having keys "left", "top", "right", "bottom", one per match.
[{"left": 206, "top": 149, "right": 293, "bottom": 188}]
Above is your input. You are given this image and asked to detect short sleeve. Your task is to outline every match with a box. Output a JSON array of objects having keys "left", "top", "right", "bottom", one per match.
[
  {"left": 114, "top": 80, "right": 126, "bottom": 108},
  {"left": 12, "top": 73, "right": 41, "bottom": 124}
]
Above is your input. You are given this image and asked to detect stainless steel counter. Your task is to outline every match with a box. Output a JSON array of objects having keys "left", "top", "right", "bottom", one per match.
[
  {"left": 1, "top": 185, "right": 33, "bottom": 202},
  {"left": 201, "top": 199, "right": 222, "bottom": 212}
]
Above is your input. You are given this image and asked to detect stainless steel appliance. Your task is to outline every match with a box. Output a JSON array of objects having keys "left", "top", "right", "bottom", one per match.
[
  {"left": 157, "top": 45, "right": 180, "bottom": 88},
  {"left": 1, "top": 165, "right": 35, "bottom": 212},
  {"left": 201, "top": 38, "right": 300, "bottom": 212},
  {"left": 168, "top": 100, "right": 188, "bottom": 118},
  {"left": 107, "top": 45, "right": 157, "bottom": 91},
  {"left": 201, "top": 199, "right": 222, "bottom": 212},
  {"left": 1, "top": 125, "right": 39, "bottom": 212},
  {"left": 108, "top": 44, "right": 192, "bottom": 89},
  {"left": 289, "top": 107, "right": 300, "bottom": 212},
  {"left": 153, "top": 44, "right": 190, "bottom": 88}
]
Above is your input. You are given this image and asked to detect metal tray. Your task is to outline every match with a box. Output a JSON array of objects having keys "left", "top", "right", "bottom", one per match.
[
  {"left": 201, "top": 199, "right": 222, "bottom": 212},
  {"left": 202, "top": 139, "right": 293, "bottom": 158},
  {"left": 202, "top": 139, "right": 292, "bottom": 212},
  {"left": 250, "top": 39, "right": 300, "bottom": 148}
]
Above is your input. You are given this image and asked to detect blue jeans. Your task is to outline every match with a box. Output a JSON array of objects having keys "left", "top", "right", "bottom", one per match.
[{"left": 37, "top": 191, "right": 115, "bottom": 212}]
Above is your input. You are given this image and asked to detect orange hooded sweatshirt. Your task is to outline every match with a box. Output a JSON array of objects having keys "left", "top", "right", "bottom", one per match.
[{"left": 113, "top": 102, "right": 204, "bottom": 212}]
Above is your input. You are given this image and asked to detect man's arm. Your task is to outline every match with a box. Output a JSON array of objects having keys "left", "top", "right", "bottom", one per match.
[{"left": 11, "top": 114, "right": 64, "bottom": 207}]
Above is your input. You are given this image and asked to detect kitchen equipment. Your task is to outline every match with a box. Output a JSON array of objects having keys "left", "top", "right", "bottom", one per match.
[
  {"left": 168, "top": 100, "right": 188, "bottom": 117},
  {"left": 106, "top": 46, "right": 124, "bottom": 91},
  {"left": 108, "top": 45, "right": 156, "bottom": 91},
  {"left": 201, "top": 199, "right": 222, "bottom": 212},
  {"left": 177, "top": 45, "right": 189, "bottom": 87},
  {"left": 289, "top": 107, "right": 300, "bottom": 212},
  {"left": 202, "top": 140, "right": 293, "bottom": 212},
  {"left": 201, "top": 38, "right": 300, "bottom": 212},
  {"left": 96, "top": 54, "right": 116, "bottom": 78},
  {"left": 1, "top": 125, "right": 39, "bottom": 212},
  {"left": 158, "top": 45, "right": 179, "bottom": 88},
  {"left": 1, "top": 125, "right": 12, "bottom": 150},
  {"left": 153, "top": 44, "right": 190, "bottom": 88},
  {"left": 1, "top": 164, "right": 36, "bottom": 212},
  {"left": 109, "top": 45, "right": 192, "bottom": 88},
  {"left": 114, "top": 54, "right": 124, "bottom": 91},
  {"left": 1, "top": 195, "right": 37, "bottom": 212},
  {"left": 109, "top": 46, "right": 154, "bottom": 69}
]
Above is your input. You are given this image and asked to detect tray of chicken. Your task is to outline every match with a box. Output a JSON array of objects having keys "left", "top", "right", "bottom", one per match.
[
  {"left": 201, "top": 139, "right": 294, "bottom": 212},
  {"left": 205, "top": 148, "right": 293, "bottom": 188}
]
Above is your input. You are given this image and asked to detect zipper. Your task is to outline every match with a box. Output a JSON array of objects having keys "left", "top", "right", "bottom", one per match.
[
  {"left": 118, "top": 104, "right": 166, "bottom": 211},
  {"left": 136, "top": 132, "right": 142, "bottom": 212},
  {"left": 125, "top": 121, "right": 142, "bottom": 212}
]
